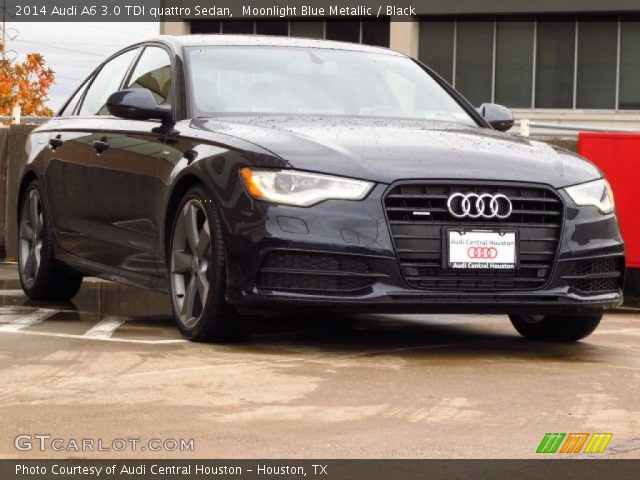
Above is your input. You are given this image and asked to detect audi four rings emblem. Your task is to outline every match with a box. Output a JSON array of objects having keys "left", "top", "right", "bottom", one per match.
[
  {"left": 467, "top": 247, "right": 498, "bottom": 259},
  {"left": 447, "top": 192, "right": 513, "bottom": 219}
]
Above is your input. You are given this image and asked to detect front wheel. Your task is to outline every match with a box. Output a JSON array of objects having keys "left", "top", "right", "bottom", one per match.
[
  {"left": 168, "top": 186, "right": 253, "bottom": 342},
  {"left": 509, "top": 312, "right": 603, "bottom": 342}
]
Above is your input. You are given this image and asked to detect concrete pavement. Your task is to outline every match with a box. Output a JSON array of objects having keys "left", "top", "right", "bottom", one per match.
[{"left": 0, "top": 263, "right": 638, "bottom": 459}]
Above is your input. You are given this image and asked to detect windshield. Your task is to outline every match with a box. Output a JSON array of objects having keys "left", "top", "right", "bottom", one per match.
[{"left": 186, "top": 46, "right": 478, "bottom": 126}]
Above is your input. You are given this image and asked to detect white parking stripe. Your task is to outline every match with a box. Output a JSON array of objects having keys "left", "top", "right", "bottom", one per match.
[
  {"left": 0, "top": 306, "right": 185, "bottom": 344},
  {"left": 0, "top": 329, "right": 187, "bottom": 344},
  {"left": 83, "top": 316, "right": 127, "bottom": 339},
  {"left": 0, "top": 309, "right": 57, "bottom": 332},
  {"left": 0, "top": 290, "right": 26, "bottom": 296}
]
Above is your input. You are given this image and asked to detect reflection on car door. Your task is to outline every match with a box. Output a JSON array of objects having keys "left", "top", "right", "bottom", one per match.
[
  {"left": 83, "top": 121, "right": 167, "bottom": 274},
  {"left": 46, "top": 47, "right": 141, "bottom": 262},
  {"left": 83, "top": 46, "right": 174, "bottom": 275},
  {"left": 42, "top": 118, "right": 102, "bottom": 258}
]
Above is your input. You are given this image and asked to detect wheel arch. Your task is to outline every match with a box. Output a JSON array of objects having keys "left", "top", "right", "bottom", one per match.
[
  {"left": 163, "top": 174, "right": 206, "bottom": 259},
  {"left": 16, "top": 170, "right": 39, "bottom": 224}
]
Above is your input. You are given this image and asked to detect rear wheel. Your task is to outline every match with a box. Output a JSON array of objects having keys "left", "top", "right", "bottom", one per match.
[
  {"left": 18, "top": 180, "right": 83, "bottom": 300},
  {"left": 169, "top": 186, "right": 253, "bottom": 342},
  {"left": 509, "top": 312, "right": 603, "bottom": 342}
]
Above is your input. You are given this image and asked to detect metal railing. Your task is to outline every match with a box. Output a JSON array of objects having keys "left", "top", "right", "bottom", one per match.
[
  {"left": 515, "top": 119, "right": 640, "bottom": 137},
  {"left": 0, "top": 115, "right": 50, "bottom": 125}
]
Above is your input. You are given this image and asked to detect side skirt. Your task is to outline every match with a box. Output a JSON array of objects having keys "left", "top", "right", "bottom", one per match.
[{"left": 56, "top": 250, "right": 170, "bottom": 294}]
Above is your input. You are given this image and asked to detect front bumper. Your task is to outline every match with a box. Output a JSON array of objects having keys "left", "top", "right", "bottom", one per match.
[{"left": 222, "top": 183, "right": 625, "bottom": 315}]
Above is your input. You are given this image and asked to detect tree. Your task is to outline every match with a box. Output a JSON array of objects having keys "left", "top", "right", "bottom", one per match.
[{"left": 0, "top": 44, "right": 55, "bottom": 117}]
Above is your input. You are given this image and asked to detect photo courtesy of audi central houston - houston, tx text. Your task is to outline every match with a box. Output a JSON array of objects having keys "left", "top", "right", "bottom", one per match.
[{"left": 0, "top": 0, "right": 639, "bottom": 478}]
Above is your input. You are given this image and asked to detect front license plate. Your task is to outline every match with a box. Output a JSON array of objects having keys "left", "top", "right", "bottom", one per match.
[{"left": 447, "top": 230, "right": 518, "bottom": 270}]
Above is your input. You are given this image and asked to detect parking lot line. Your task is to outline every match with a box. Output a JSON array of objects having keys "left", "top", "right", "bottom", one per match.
[
  {"left": 0, "top": 304, "right": 186, "bottom": 344},
  {"left": 83, "top": 316, "right": 127, "bottom": 339},
  {"left": 0, "top": 328, "right": 187, "bottom": 344},
  {"left": 0, "top": 308, "right": 58, "bottom": 332},
  {"left": 0, "top": 289, "right": 27, "bottom": 296}
]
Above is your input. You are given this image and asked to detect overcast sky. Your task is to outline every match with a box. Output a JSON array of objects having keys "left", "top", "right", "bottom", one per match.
[{"left": 7, "top": 22, "right": 160, "bottom": 111}]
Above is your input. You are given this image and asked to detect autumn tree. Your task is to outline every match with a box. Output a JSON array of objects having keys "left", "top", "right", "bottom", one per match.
[{"left": 0, "top": 44, "right": 55, "bottom": 116}]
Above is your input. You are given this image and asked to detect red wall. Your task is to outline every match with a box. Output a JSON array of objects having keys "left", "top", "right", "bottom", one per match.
[{"left": 578, "top": 133, "right": 639, "bottom": 268}]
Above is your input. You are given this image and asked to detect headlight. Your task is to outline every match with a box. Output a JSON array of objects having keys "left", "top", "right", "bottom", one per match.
[
  {"left": 564, "top": 178, "right": 615, "bottom": 214},
  {"left": 240, "top": 168, "right": 374, "bottom": 207}
]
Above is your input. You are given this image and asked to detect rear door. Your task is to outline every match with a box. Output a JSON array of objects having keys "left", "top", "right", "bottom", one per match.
[
  {"left": 42, "top": 79, "right": 94, "bottom": 257},
  {"left": 83, "top": 45, "right": 175, "bottom": 275}
]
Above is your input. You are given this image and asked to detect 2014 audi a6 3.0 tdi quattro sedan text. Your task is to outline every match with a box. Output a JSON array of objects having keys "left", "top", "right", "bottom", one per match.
[{"left": 18, "top": 35, "right": 624, "bottom": 342}]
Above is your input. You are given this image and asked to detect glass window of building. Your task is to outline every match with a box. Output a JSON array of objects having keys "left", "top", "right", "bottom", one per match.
[
  {"left": 455, "top": 18, "right": 494, "bottom": 106},
  {"left": 256, "top": 22, "right": 289, "bottom": 36},
  {"left": 418, "top": 18, "right": 455, "bottom": 84},
  {"left": 325, "top": 21, "right": 360, "bottom": 43},
  {"left": 495, "top": 17, "right": 534, "bottom": 108},
  {"left": 576, "top": 15, "right": 617, "bottom": 109},
  {"left": 191, "top": 21, "right": 221, "bottom": 34},
  {"left": 620, "top": 16, "right": 640, "bottom": 110},
  {"left": 189, "top": 14, "right": 640, "bottom": 112},
  {"left": 290, "top": 21, "right": 324, "bottom": 39},
  {"left": 221, "top": 22, "right": 254, "bottom": 34},
  {"left": 535, "top": 16, "right": 576, "bottom": 108},
  {"left": 361, "top": 20, "right": 390, "bottom": 47}
]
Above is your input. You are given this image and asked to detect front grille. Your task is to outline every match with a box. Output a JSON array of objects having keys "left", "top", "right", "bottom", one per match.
[
  {"left": 256, "top": 251, "right": 377, "bottom": 294},
  {"left": 566, "top": 256, "right": 624, "bottom": 295},
  {"left": 384, "top": 182, "right": 564, "bottom": 291}
]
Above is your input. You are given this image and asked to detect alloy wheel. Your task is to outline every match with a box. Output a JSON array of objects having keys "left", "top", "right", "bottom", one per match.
[
  {"left": 171, "top": 200, "right": 211, "bottom": 329},
  {"left": 19, "top": 189, "right": 44, "bottom": 289}
]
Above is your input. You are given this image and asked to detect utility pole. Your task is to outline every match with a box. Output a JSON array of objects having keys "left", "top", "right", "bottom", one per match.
[
  {"left": 1, "top": 0, "right": 21, "bottom": 123},
  {"left": 1, "top": 1, "right": 18, "bottom": 61},
  {"left": 2, "top": 0, "right": 6, "bottom": 60}
]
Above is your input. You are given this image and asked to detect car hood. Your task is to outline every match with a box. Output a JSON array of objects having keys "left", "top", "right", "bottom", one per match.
[{"left": 193, "top": 116, "right": 601, "bottom": 188}]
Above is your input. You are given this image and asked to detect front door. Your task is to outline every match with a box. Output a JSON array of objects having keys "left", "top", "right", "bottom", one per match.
[
  {"left": 81, "top": 45, "right": 175, "bottom": 275},
  {"left": 83, "top": 120, "right": 167, "bottom": 274}
]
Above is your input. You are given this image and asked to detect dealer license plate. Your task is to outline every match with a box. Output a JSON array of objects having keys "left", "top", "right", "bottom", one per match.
[{"left": 447, "top": 229, "right": 518, "bottom": 270}]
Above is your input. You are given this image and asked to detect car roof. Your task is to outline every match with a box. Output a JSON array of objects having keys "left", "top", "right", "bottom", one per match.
[{"left": 153, "top": 34, "right": 405, "bottom": 57}]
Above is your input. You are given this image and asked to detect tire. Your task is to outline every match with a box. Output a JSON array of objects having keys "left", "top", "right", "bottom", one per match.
[
  {"left": 509, "top": 312, "right": 603, "bottom": 342},
  {"left": 168, "top": 185, "right": 253, "bottom": 342},
  {"left": 18, "top": 180, "right": 83, "bottom": 300}
]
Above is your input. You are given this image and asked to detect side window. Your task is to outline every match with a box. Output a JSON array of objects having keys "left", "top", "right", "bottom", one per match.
[
  {"left": 126, "top": 47, "right": 173, "bottom": 106},
  {"left": 59, "top": 79, "right": 91, "bottom": 117},
  {"left": 78, "top": 48, "right": 140, "bottom": 116}
]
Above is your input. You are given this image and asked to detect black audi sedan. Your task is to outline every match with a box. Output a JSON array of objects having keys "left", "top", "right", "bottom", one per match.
[{"left": 19, "top": 35, "right": 624, "bottom": 342}]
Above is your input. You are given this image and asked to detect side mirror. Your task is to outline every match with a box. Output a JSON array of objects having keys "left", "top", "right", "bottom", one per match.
[
  {"left": 106, "top": 89, "right": 172, "bottom": 122},
  {"left": 478, "top": 103, "right": 514, "bottom": 132}
]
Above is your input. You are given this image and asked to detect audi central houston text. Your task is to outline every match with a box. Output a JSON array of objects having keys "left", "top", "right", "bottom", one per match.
[
  {"left": 16, "top": 464, "right": 244, "bottom": 477},
  {"left": 18, "top": 35, "right": 624, "bottom": 342}
]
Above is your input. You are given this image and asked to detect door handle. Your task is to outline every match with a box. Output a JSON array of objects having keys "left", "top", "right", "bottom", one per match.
[
  {"left": 49, "top": 135, "right": 63, "bottom": 151},
  {"left": 93, "top": 138, "right": 110, "bottom": 154}
]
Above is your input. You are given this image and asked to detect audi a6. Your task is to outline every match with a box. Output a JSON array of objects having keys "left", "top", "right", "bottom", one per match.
[{"left": 18, "top": 35, "right": 624, "bottom": 342}]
